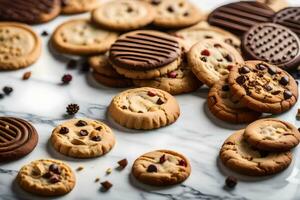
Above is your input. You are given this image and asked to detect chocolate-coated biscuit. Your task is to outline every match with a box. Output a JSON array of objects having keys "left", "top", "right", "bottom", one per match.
[{"left": 242, "top": 23, "right": 300, "bottom": 70}]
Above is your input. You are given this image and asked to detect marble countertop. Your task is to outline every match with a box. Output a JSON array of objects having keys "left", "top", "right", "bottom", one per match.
[{"left": 1, "top": 0, "right": 300, "bottom": 200}]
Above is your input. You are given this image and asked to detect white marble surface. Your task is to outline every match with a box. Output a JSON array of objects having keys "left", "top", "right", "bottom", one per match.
[{"left": 1, "top": 0, "right": 300, "bottom": 200}]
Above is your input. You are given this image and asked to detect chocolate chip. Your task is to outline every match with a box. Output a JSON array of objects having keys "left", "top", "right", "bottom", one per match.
[
  {"left": 156, "top": 98, "right": 164, "bottom": 105},
  {"left": 200, "top": 57, "right": 207, "bottom": 62},
  {"left": 178, "top": 159, "right": 187, "bottom": 167},
  {"left": 259, "top": 150, "right": 269, "bottom": 158},
  {"left": 284, "top": 90, "right": 292, "bottom": 99},
  {"left": 147, "top": 164, "right": 157, "bottom": 173},
  {"left": 117, "top": 159, "right": 128, "bottom": 169},
  {"left": 225, "top": 176, "right": 237, "bottom": 188},
  {"left": 256, "top": 63, "right": 267, "bottom": 70},
  {"left": 279, "top": 76, "right": 289, "bottom": 86},
  {"left": 214, "top": 43, "right": 222, "bottom": 48},
  {"left": 271, "top": 90, "right": 281, "bottom": 95},
  {"left": 204, "top": 35, "right": 213, "bottom": 39},
  {"left": 49, "top": 164, "right": 61, "bottom": 175},
  {"left": 41, "top": 31, "right": 48, "bottom": 37},
  {"left": 217, "top": 59, "right": 223, "bottom": 62},
  {"left": 121, "top": 105, "right": 127, "bottom": 110},
  {"left": 151, "top": 0, "right": 161, "bottom": 5},
  {"left": 101, "top": 181, "right": 113, "bottom": 191},
  {"left": 268, "top": 66, "right": 277, "bottom": 75},
  {"left": 75, "top": 120, "right": 87, "bottom": 127},
  {"left": 59, "top": 127, "right": 69, "bottom": 134},
  {"left": 167, "top": 6, "right": 174, "bottom": 12},
  {"left": 222, "top": 85, "right": 230, "bottom": 91},
  {"left": 159, "top": 154, "right": 166, "bottom": 164},
  {"left": 127, "top": 7, "right": 133, "bottom": 12},
  {"left": 96, "top": 126, "right": 102, "bottom": 131},
  {"left": 42, "top": 172, "right": 52, "bottom": 179},
  {"left": 263, "top": 85, "right": 272, "bottom": 91},
  {"left": 238, "top": 66, "right": 250, "bottom": 74},
  {"left": 49, "top": 175, "right": 61, "bottom": 183},
  {"left": 91, "top": 135, "right": 101, "bottom": 141},
  {"left": 224, "top": 54, "right": 233, "bottom": 62},
  {"left": 79, "top": 130, "right": 88, "bottom": 136},
  {"left": 183, "top": 12, "right": 189, "bottom": 16},
  {"left": 236, "top": 76, "right": 246, "bottom": 85}
]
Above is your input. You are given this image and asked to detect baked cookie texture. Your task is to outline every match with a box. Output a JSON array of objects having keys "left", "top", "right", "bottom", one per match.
[
  {"left": 220, "top": 130, "right": 292, "bottom": 176},
  {"left": 51, "top": 19, "right": 118, "bottom": 55},
  {"left": 244, "top": 118, "right": 300, "bottom": 152},
  {"left": 109, "top": 87, "right": 180, "bottom": 130},
  {"left": 0, "top": 23, "right": 41, "bottom": 70},
  {"left": 61, "top": 0, "right": 100, "bottom": 14},
  {"left": 228, "top": 61, "right": 298, "bottom": 114},
  {"left": 51, "top": 118, "right": 115, "bottom": 158},
  {"left": 17, "top": 159, "right": 75, "bottom": 196},
  {"left": 187, "top": 39, "right": 244, "bottom": 87},
  {"left": 132, "top": 150, "right": 191, "bottom": 186},
  {"left": 92, "top": 0, "right": 155, "bottom": 31},
  {"left": 207, "top": 77, "right": 261, "bottom": 123}
]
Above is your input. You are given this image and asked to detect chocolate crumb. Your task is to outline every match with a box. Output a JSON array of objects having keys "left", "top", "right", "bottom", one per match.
[
  {"left": 22, "top": 71, "right": 31, "bottom": 80},
  {"left": 101, "top": 181, "right": 113, "bottom": 191},
  {"left": 77, "top": 166, "right": 84, "bottom": 171},
  {"left": 117, "top": 159, "right": 128, "bottom": 169},
  {"left": 225, "top": 176, "right": 237, "bottom": 188}
]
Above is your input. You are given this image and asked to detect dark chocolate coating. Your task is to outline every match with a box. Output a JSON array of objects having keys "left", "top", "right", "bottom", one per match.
[{"left": 273, "top": 7, "right": 300, "bottom": 37}]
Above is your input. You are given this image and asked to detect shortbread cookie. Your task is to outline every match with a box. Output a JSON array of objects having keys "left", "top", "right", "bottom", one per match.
[
  {"left": 0, "top": 0, "right": 61, "bottom": 24},
  {"left": 228, "top": 61, "right": 298, "bottom": 114},
  {"left": 133, "top": 60, "right": 201, "bottom": 95},
  {"left": 109, "top": 87, "right": 180, "bottom": 130},
  {"left": 187, "top": 39, "right": 244, "bottom": 87},
  {"left": 174, "top": 21, "right": 241, "bottom": 51},
  {"left": 113, "top": 57, "right": 181, "bottom": 80},
  {"left": 92, "top": 0, "right": 155, "bottom": 31},
  {"left": 207, "top": 77, "right": 261, "bottom": 123},
  {"left": 257, "top": 0, "right": 289, "bottom": 11},
  {"left": 244, "top": 119, "right": 300, "bottom": 152},
  {"left": 150, "top": 0, "right": 204, "bottom": 29},
  {"left": 0, "top": 23, "right": 41, "bottom": 70},
  {"left": 51, "top": 19, "right": 118, "bottom": 55},
  {"left": 17, "top": 159, "right": 75, "bottom": 196},
  {"left": 92, "top": 72, "right": 133, "bottom": 88},
  {"left": 61, "top": 0, "right": 100, "bottom": 14},
  {"left": 109, "top": 30, "right": 181, "bottom": 70},
  {"left": 51, "top": 119, "right": 115, "bottom": 158},
  {"left": 0, "top": 117, "right": 38, "bottom": 162},
  {"left": 220, "top": 130, "right": 292, "bottom": 176},
  {"left": 132, "top": 150, "right": 191, "bottom": 186}
]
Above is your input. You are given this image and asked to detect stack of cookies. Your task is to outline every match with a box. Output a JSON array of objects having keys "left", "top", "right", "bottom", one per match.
[{"left": 220, "top": 118, "right": 300, "bottom": 176}]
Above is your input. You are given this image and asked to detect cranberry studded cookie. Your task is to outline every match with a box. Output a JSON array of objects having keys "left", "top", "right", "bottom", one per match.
[
  {"left": 0, "top": 23, "right": 41, "bottom": 70},
  {"left": 207, "top": 77, "right": 261, "bottom": 124},
  {"left": 17, "top": 159, "right": 75, "bottom": 196},
  {"left": 51, "top": 119, "right": 115, "bottom": 158},
  {"left": 109, "top": 87, "right": 180, "bottom": 130},
  {"left": 132, "top": 150, "right": 191, "bottom": 186},
  {"left": 220, "top": 130, "right": 292, "bottom": 176},
  {"left": 61, "top": 0, "right": 100, "bottom": 14},
  {"left": 92, "top": 0, "right": 155, "bottom": 31},
  {"left": 187, "top": 39, "right": 244, "bottom": 87},
  {"left": 244, "top": 118, "right": 300, "bottom": 152},
  {"left": 228, "top": 61, "right": 298, "bottom": 114},
  {"left": 51, "top": 19, "right": 118, "bottom": 55}
]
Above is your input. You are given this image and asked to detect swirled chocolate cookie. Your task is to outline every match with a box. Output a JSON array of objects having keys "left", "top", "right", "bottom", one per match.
[
  {"left": 0, "top": 117, "right": 38, "bottom": 162},
  {"left": 228, "top": 61, "right": 298, "bottom": 114},
  {"left": 0, "top": 0, "right": 61, "bottom": 24},
  {"left": 242, "top": 23, "right": 300, "bottom": 70},
  {"left": 208, "top": 1, "right": 274, "bottom": 36},
  {"left": 109, "top": 30, "right": 181, "bottom": 70}
]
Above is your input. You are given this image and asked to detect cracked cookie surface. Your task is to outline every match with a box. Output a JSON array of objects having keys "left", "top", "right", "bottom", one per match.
[
  {"left": 51, "top": 118, "right": 115, "bottom": 158},
  {"left": 244, "top": 118, "right": 300, "bottom": 152},
  {"left": 17, "top": 159, "right": 75, "bottom": 196},
  {"left": 109, "top": 87, "right": 180, "bottom": 130},
  {"left": 220, "top": 130, "right": 292, "bottom": 176},
  {"left": 228, "top": 60, "right": 298, "bottom": 114},
  {"left": 132, "top": 150, "right": 191, "bottom": 186}
]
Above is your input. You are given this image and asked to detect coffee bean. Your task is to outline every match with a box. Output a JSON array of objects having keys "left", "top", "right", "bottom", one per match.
[
  {"left": 279, "top": 76, "right": 289, "bottom": 86},
  {"left": 236, "top": 76, "right": 246, "bottom": 85},
  {"left": 79, "top": 130, "right": 88, "bottom": 136},
  {"left": 284, "top": 90, "right": 292, "bottom": 99},
  {"left": 75, "top": 120, "right": 87, "bottom": 127},
  {"left": 147, "top": 164, "right": 157, "bottom": 173},
  {"left": 238, "top": 66, "right": 250, "bottom": 74}
]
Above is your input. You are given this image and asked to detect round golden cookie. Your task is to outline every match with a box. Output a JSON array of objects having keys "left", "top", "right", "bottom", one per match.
[
  {"left": 92, "top": 0, "right": 155, "bottom": 31},
  {"left": 220, "top": 130, "right": 292, "bottom": 176},
  {"left": 148, "top": 0, "right": 205, "bottom": 29},
  {"left": 187, "top": 39, "right": 244, "bottom": 87},
  {"left": 51, "top": 19, "right": 118, "bottom": 55},
  {"left": 133, "top": 60, "right": 201, "bottom": 95},
  {"left": 109, "top": 87, "right": 180, "bottom": 130},
  {"left": 132, "top": 150, "right": 191, "bottom": 186},
  {"left": 0, "top": 22, "right": 41, "bottom": 70},
  {"left": 51, "top": 118, "right": 116, "bottom": 158},
  {"left": 207, "top": 77, "right": 261, "bottom": 124},
  {"left": 17, "top": 159, "right": 75, "bottom": 196},
  {"left": 244, "top": 118, "right": 300, "bottom": 152},
  {"left": 61, "top": 0, "right": 100, "bottom": 14},
  {"left": 228, "top": 61, "right": 298, "bottom": 114},
  {"left": 257, "top": 0, "right": 289, "bottom": 11}
]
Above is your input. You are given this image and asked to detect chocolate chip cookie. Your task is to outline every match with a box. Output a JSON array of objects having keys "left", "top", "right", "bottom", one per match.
[
  {"left": 17, "top": 159, "right": 75, "bottom": 196},
  {"left": 187, "top": 39, "right": 244, "bottom": 87},
  {"left": 228, "top": 61, "right": 298, "bottom": 114},
  {"left": 51, "top": 118, "right": 116, "bottom": 158},
  {"left": 109, "top": 87, "right": 180, "bottom": 130},
  {"left": 132, "top": 150, "right": 191, "bottom": 186},
  {"left": 244, "top": 118, "right": 300, "bottom": 152},
  {"left": 220, "top": 130, "right": 292, "bottom": 176},
  {"left": 207, "top": 77, "right": 261, "bottom": 124}
]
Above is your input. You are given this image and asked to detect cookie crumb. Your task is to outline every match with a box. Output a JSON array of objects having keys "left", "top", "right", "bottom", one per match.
[
  {"left": 76, "top": 166, "right": 84, "bottom": 171},
  {"left": 22, "top": 71, "right": 32, "bottom": 80},
  {"left": 225, "top": 176, "right": 237, "bottom": 188},
  {"left": 101, "top": 181, "right": 112, "bottom": 191},
  {"left": 95, "top": 177, "right": 100, "bottom": 182},
  {"left": 106, "top": 168, "right": 112, "bottom": 175},
  {"left": 117, "top": 159, "right": 128, "bottom": 169}
]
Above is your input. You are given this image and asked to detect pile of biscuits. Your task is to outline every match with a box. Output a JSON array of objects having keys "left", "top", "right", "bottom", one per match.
[{"left": 220, "top": 118, "right": 300, "bottom": 176}]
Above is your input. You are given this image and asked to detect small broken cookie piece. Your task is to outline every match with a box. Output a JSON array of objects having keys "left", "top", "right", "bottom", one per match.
[
  {"left": 108, "top": 87, "right": 180, "bottom": 130},
  {"left": 220, "top": 130, "right": 292, "bottom": 176},
  {"left": 228, "top": 61, "right": 298, "bottom": 114},
  {"left": 51, "top": 118, "right": 116, "bottom": 158},
  {"left": 132, "top": 150, "right": 191, "bottom": 186},
  {"left": 244, "top": 118, "right": 300, "bottom": 152},
  {"left": 17, "top": 159, "right": 75, "bottom": 196}
]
